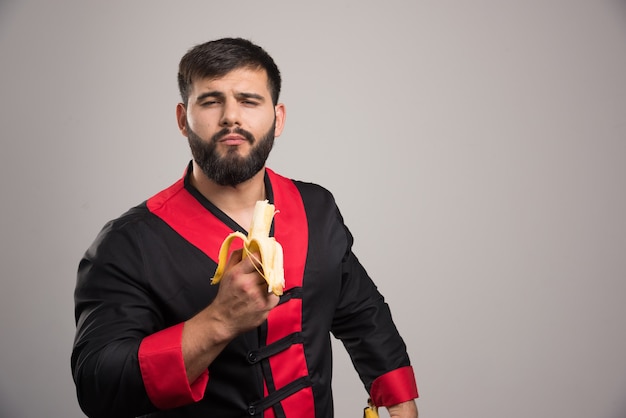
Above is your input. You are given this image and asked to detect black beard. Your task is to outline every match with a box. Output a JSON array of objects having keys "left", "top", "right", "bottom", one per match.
[{"left": 187, "top": 123, "right": 275, "bottom": 187}]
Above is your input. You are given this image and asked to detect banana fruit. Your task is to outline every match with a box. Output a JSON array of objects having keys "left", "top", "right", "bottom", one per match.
[
  {"left": 211, "top": 200, "right": 285, "bottom": 296},
  {"left": 363, "top": 401, "right": 378, "bottom": 418}
]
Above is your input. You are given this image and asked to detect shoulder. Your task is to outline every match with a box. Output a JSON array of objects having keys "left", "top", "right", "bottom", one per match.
[
  {"left": 98, "top": 203, "right": 154, "bottom": 237},
  {"left": 268, "top": 168, "right": 338, "bottom": 209},
  {"left": 97, "top": 173, "right": 186, "bottom": 242},
  {"left": 85, "top": 202, "right": 162, "bottom": 259},
  {"left": 293, "top": 179, "right": 335, "bottom": 204},
  {"left": 290, "top": 178, "right": 341, "bottom": 218},
  {"left": 275, "top": 174, "right": 347, "bottom": 232}
]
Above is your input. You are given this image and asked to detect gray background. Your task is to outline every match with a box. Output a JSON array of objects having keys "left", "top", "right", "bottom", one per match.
[{"left": 1, "top": 1, "right": 625, "bottom": 417}]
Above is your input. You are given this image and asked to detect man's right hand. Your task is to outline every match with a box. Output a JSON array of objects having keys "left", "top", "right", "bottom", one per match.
[
  {"left": 209, "top": 248, "right": 280, "bottom": 335},
  {"left": 182, "top": 248, "right": 280, "bottom": 383}
]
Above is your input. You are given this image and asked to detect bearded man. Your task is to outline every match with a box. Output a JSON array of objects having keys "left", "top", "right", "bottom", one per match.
[{"left": 71, "top": 38, "right": 419, "bottom": 418}]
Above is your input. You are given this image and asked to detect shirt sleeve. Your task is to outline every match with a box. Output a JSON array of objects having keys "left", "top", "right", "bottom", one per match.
[
  {"left": 71, "top": 215, "right": 208, "bottom": 417},
  {"left": 330, "top": 218, "right": 419, "bottom": 405},
  {"left": 369, "top": 366, "right": 419, "bottom": 407},
  {"left": 139, "top": 323, "right": 209, "bottom": 409}
]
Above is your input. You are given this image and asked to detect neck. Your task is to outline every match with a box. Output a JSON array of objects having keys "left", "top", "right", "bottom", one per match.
[{"left": 190, "top": 161, "right": 266, "bottom": 228}]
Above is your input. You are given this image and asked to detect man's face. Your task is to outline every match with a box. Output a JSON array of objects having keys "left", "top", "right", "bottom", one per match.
[{"left": 177, "top": 67, "right": 285, "bottom": 186}]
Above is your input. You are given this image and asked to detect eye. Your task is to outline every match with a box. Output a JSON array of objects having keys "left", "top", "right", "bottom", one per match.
[{"left": 201, "top": 100, "right": 220, "bottom": 107}]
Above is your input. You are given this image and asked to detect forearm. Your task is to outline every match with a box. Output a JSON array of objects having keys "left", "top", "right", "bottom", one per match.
[
  {"left": 387, "top": 400, "right": 418, "bottom": 418},
  {"left": 181, "top": 304, "right": 235, "bottom": 383}
]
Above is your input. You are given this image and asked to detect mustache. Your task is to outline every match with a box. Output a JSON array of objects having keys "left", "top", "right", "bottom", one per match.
[{"left": 211, "top": 127, "right": 255, "bottom": 144}]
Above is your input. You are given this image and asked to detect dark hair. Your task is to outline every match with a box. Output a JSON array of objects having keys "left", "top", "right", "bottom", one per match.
[{"left": 177, "top": 38, "right": 282, "bottom": 106}]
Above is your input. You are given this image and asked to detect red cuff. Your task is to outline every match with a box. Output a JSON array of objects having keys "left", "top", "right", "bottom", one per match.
[
  {"left": 138, "top": 323, "right": 209, "bottom": 409},
  {"left": 370, "top": 365, "right": 419, "bottom": 407}
]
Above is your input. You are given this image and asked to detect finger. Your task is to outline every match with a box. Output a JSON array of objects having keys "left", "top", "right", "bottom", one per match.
[
  {"left": 228, "top": 249, "right": 260, "bottom": 276},
  {"left": 249, "top": 276, "right": 276, "bottom": 297},
  {"left": 241, "top": 251, "right": 264, "bottom": 275},
  {"left": 267, "top": 293, "right": 280, "bottom": 309},
  {"left": 226, "top": 248, "right": 244, "bottom": 267}
]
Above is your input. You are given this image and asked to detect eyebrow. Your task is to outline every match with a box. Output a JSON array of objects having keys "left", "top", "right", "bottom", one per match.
[
  {"left": 196, "top": 91, "right": 224, "bottom": 102},
  {"left": 195, "top": 91, "right": 265, "bottom": 103},
  {"left": 237, "top": 92, "right": 265, "bottom": 102}
]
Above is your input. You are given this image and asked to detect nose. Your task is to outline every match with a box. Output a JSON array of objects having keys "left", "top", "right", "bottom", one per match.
[{"left": 219, "top": 99, "right": 241, "bottom": 127}]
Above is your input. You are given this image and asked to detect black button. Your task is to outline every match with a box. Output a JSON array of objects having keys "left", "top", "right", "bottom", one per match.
[
  {"left": 248, "top": 405, "right": 256, "bottom": 415},
  {"left": 247, "top": 351, "right": 258, "bottom": 363}
]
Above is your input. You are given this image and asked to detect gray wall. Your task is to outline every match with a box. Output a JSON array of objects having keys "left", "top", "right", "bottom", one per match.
[{"left": 1, "top": 1, "right": 625, "bottom": 417}]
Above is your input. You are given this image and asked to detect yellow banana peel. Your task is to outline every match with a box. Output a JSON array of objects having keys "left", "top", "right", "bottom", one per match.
[
  {"left": 211, "top": 200, "right": 285, "bottom": 296},
  {"left": 364, "top": 405, "right": 379, "bottom": 418}
]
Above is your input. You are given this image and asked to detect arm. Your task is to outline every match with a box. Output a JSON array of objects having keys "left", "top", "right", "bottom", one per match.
[
  {"left": 72, "top": 223, "right": 162, "bottom": 417},
  {"left": 72, "top": 218, "right": 276, "bottom": 417},
  {"left": 137, "top": 248, "right": 278, "bottom": 411},
  {"left": 331, "top": 224, "right": 418, "bottom": 411}
]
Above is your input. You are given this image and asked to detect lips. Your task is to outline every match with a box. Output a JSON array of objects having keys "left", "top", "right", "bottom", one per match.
[
  {"left": 219, "top": 134, "right": 248, "bottom": 145},
  {"left": 214, "top": 128, "right": 254, "bottom": 145}
]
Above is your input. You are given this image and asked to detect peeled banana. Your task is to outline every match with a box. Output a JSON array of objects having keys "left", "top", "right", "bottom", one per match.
[{"left": 211, "top": 200, "right": 285, "bottom": 296}]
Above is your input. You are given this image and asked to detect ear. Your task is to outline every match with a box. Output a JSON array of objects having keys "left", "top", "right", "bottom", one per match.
[
  {"left": 176, "top": 103, "right": 188, "bottom": 136},
  {"left": 274, "top": 103, "right": 286, "bottom": 137}
]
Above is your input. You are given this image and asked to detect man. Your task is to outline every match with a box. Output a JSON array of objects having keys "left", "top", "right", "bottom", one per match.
[{"left": 72, "top": 38, "right": 418, "bottom": 418}]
